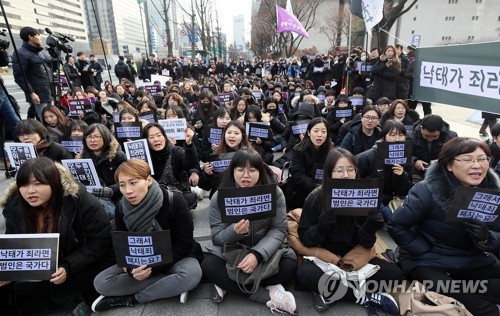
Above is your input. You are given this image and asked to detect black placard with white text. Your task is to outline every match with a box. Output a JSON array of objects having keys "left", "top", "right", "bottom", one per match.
[
  {"left": 60, "top": 136, "right": 83, "bottom": 154},
  {"left": 246, "top": 122, "right": 272, "bottom": 141},
  {"left": 333, "top": 106, "right": 354, "bottom": 119},
  {"left": 208, "top": 152, "right": 235, "bottom": 173},
  {"left": 376, "top": 141, "right": 413, "bottom": 167},
  {"left": 205, "top": 126, "right": 223, "bottom": 145},
  {"left": 0, "top": 234, "right": 59, "bottom": 281},
  {"left": 313, "top": 163, "right": 324, "bottom": 184},
  {"left": 114, "top": 122, "right": 142, "bottom": 141},
  {"left": 291, "top": 120, "right": 310, "bottom": 136},
  {"left": 445, "top": 187, "right": 500, "bottom": 223},
  {"left": 323, "top": 178, "right": 383, "bottom": 216},
  {"left": 217, "top": 184, "right": 277, "bottom": 223},
  {"left": 111, "top": 231, "right": 173, "bottom": 268}
]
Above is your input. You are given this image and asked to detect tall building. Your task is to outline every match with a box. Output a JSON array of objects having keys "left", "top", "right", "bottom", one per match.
[
  {"left": 0, "top": 0, "right": 89, "bottom": 52},
  {"left": 233, "top": 15, "right": 245, "bottom": 50},
  {"left": 396, "top": 0, "right": 500, "bottom": 47},
  {"left": 83, "top": 0, "right": 148, "bottom": 57}
]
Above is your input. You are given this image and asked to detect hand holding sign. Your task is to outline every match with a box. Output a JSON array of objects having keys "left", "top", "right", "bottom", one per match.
[
  {"left": 130, "top": 264, "right": 152, "bottom": 281},
  {"left": 233, "top": 219, "right": 250, "bottom": 234},
  {"left": 465, "top": 219, "right": 489, "bottom": 245},
  {"left": 185, "top": 127, "right": 194, "bottom": 145},
  {"left": 50, "top": 267, "right": 67, "bottom": 284}
]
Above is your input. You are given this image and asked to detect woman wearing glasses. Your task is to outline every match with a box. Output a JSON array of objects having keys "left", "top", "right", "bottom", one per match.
[
  {"left": 297, "top": 148, "right": 403, "bottom": 314},
  {"left": 389, "top": 137, "right": 500, "bottom": 316},
  {"left": 355, "top": 120, "right": 414, "bottom": 222},
  {"left": 77, "top": 123, "right": 127, "bottom": 218},
  {"left": 341, "top": 105, "right": 382, "bottom": 156}
]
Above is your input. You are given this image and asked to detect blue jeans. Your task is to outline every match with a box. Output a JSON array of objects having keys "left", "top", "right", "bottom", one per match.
[
  {"left": 379, "top": 203, "right": 393, "bottom": 223},
  {"left": 0, "top": 95, "right": 20, "bottom": 137},
  {"left": 34, "top": 102, "right": 49, "bottom": 122}
]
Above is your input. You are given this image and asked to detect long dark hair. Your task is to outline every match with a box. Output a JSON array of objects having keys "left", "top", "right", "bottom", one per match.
[
  {"left": 294, "top": 117, "right": 332, "bottom": 152},
  {"left": 220, "top": 147, "right": 271, "bottom": 188},
  {"left": 215, "top": 120, "right": 252, "bottom": 155},
  {"left": 42, "top": 105, "right": 69, "bottom": 134},
  {"left": 322, "top": 148, "right": 358, "bottom": 186},
  {"left": 82, "top": 123, "right": 114, "bottom": 154},
  {"left": 16, "top": 157, "right": 63, "bottom": 233}
]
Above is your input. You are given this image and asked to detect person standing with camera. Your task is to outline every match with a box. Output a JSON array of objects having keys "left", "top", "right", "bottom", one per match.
[{"left": 12, "top": 26, "right": 52, "bottom": 121}]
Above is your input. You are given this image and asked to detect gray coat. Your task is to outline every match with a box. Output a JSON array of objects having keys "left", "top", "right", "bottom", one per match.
[{"left": 207, "top": 186, "right": 296, "bottom": 262}]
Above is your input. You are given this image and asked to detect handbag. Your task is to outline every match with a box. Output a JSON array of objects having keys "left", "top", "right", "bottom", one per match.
[
  {"left": 399, "top": 281, "right": 473, "bottom": 316},
  {"left": 223, "top": 243, "right": 287, "bottom": 294}
]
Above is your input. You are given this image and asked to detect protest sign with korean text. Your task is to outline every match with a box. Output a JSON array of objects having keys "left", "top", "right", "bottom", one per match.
[
  {"left": 61, "top": 159, "right": 102, "bottom": 191},
  {"left": 144, "top": 84, "right": 163, "bottom": 97},
  {"left": 313, "top": 163, "right": 324, "bottom": 184},
  {"left": 158, "top": 119, "right": 187, "bottom": 140},
  {"left": 446, "top": 187, "right": 500, "bottom": 223},
  {"left": 67, "top": 98, "right": 94, "bottom": 117},
  {"left": 139, "top": 111, "right": 157, "bottom": 124},
  {"left": 0, "top": 233, "right": 59, "bottom": 281},
  {"left": 216, "top": 92, "right": 236, "bottom": 106},
  {"left": 114, "top": 122, "right": 142, "bottom": 141},
  {"left": 332, "top": 106, "right": 354, "bottom": 120},
  {"left": 323, "top": 178, "right": 383, "bottom": 216},
  {"left": 246, "top": 122, "right": 272, "bottom": 141},
  {"left": 124, "top": 139, "right": 154, "bottom": 175},
  {"left": 60, "top": 136, "right": 83, "bottom": 154},
  {"left": 60, "top": 75, "right": 70, "bottom": 92},
  {"left": 208, "top": 152, "right": 235, "bottom": 173},
  {"left": 376, "top": 141, "right": 413, "bottom": 167},
  {"left": 150, "top": 74, "right": 170, "bottom": 86},
  {"left": 5, "top": 143, "right": 36, "bottom": 171},
  {"left": 291, "top": 119, "right": 310, "bottom": 136},
  {"left": 217, "top": 184, "right": 277, "bottom": 223},
  {"left": 205, "top": 126, "right": 223, "bottom": 145},
  {"left": 111, "top": 231, "right": 173, "bottom": 268}
]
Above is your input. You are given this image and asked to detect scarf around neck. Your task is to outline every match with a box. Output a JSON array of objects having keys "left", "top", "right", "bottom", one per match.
[{"left": 120, "top": 178, "right": 164, "bottom": 232}]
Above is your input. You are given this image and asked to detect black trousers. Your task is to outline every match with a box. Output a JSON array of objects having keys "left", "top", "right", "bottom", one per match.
[
  {"left": 410, "top": 262, "right": 500, "bottom": 316},
  {"left": 201, "top": 254, "right": 297, "bottom": 297},
  {"left": 408, "top": 100, "right": 432, "bottom": 116},
  {"left": 297, "top": 257, "right": 404, "bottom": 303}
]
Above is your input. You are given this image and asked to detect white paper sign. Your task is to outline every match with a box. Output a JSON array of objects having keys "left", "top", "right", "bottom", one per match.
[
  {"left": 150, "top": 74, "right": 171, "bottom": 86},
  {"left": 61, "top": 159, "right": 102, "bottom": 191},
  {"left": 124, "top": 139, "right": 155, "bottom": 175},
  {"left": 158, "top": 119, "right": 187, "bottom": 140},
  {"left": 5, "top": 143, "right": 37, "bottom": 171}
]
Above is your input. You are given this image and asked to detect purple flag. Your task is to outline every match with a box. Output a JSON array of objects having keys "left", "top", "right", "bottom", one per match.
[{"left": 276, "top": 5, "right": 309, "bottom": 38}]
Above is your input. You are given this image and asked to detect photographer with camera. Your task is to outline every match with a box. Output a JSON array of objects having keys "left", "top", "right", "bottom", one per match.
[{"left": 12, "top": 26, "right": 52, "bottom": 121}]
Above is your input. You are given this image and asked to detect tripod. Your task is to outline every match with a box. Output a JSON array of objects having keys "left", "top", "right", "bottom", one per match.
[{"left": 48, "top": 47, "right": 75, "bottom": 110}]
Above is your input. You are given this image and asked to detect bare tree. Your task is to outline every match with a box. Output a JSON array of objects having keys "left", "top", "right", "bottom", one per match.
[
  {"left": 371, "top": 0, "right": 418, "bottom": 49},
  {"left": 149, "top": 0, "right": 174, "bottom": 56},
  {"left": 194, "top": 0, "right": 213, "bottom": 52}
]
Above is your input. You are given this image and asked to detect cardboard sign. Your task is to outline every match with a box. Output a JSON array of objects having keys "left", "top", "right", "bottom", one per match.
[
  {"left": 124, "top": 139, "right": 154, "bottom": 175},
  {"left": 111, "top": 231, "right": 173, "bottom": 268},
  {"left": 208, "top": 152, "right": 235, "bottom": 173},
  {"left": 246, "top": 122, "right": 272, "bottom": 141},
  {"left": 313, "top": 163, "right": 324, "bottom": 184},
  {"left": 376, "top": 141, "right": 413, "bottom": 167},
  {"left": 67, "top": 98, "right": 94, "bottom": 116},
  {"left": 0, "top": 234, "right": 59, "bottom": 281},
  {"left": 158, "top": 119, "right": 187, "bottom": 140},
  {"left": 150, "top": 74, "right": 170, "bottom": 86},
  {"left": 5, "top": 143, "right": 37, "bottom": 171},
  {"left": 350, "top": 97, "right": 364, "bottom": 107},
  {"left": 205, "top": 126, "right": 223, "bottom": 145},
  {"left": 144, "top": 84, "right": 163, "bottom": 97},
  {"left": 60, "top": 136, "right": 83, "bottom": 154},
  {"left": 217, "top": 184, "right": 277, "bottom": 223},
  {"left": 114, "top": 122, "right": 142, "bottom": 141},
  {"left": 291, "top": 120, "right": 310, "bottom": 136},
  {"left": 61, "top": 159, "right": 102, "bottom": 191},
  {"left": 323, "top": 178, "right": 383, "bottom": 216},
  {"left": 216, "top": 92, "right": 236, "bottom": 106},
  {"left": 446, "top": 187, "right": 500, "bottom": 223},
  {"left": 139, "top": 111, "right": 157, "bottom": 124},
  {"left": 333, "top": 107, "right": 354, "bottom": 119}
]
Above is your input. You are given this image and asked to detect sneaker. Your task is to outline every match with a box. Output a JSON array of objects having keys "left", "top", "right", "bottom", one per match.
[
  {"left": 197, "top": 189, "right": 205, "bottom": 200},
  {"left": 180, "top": 291, "right": 188, "bottom": 304},
  {"left": 211, "top": 284, "right": 226, "bottom": 303},
  {"left": 265, "top": 284, "right": 297, "bottom": 315},
  {"left": 357, "top": 292, "right": 399, "bottom": 314},
  {"left": 312, "top": 292, "right": 330, "bottom": 313},
  {"left": 91, "top": 295, "right": 135, "bottom": 312},
  {"left": 70, "top": 300, "right": 92, "bottom": 316}
]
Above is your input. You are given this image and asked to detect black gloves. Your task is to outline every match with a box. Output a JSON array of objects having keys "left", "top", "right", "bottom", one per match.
[
  {"left": 92, "top": 187, "right": 114, "bottom": 199},
  {"left": 363, "top": 212, "right": 385, "bottom": 235},
  {"left": 465, "top": 219, "right": 489, "bottom": 245}
]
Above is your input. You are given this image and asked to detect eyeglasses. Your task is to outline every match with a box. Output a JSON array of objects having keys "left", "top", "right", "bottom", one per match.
[
  {"left": 86, "top": 135, "right": 102, "bottom": 141},
  {"left": 454, "top": 157, "right": 491, "bottom": 166},
  {"left": 333, "top": 168, "right": 357, "bottom": 176},
  {"left": 362, "top": 116, "right": 379, "bottom": 121}
]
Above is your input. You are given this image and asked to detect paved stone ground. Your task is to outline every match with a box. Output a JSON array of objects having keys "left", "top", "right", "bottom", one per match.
[{"left": 0, "top": 73, "right": 489, "bottom": 315}]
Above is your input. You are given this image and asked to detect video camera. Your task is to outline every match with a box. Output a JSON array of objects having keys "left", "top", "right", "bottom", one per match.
[{"left": 45, "top": 27, "right": 73, "bottom": 56}]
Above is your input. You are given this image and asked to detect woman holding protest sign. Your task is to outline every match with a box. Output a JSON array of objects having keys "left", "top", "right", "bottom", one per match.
[
  {"left": 201, "top": 148, "right": 297, "bottom": 315},
  {"left": 297, "top": 148, "right": 403, "bottom": 314},
  {"left": 15, "top": 119, "right": 73, "bottom": 163},
  {"left": 199, "top": 107, "right": 232, "bottom": 163},
  {"left": 243, "top": 105, "right": 276, "bottom": 165},
  {"left": 92, "top": 159, "right": 203, "bottom": 312},
  {"left": 355, "top": 120, "right": 414, "bottom": 222},
  {"left": 0, "top": 157, "right": 113, "bottom": 315},
  {"left": 77, "top": 123, "right": 127, "bottom": 218},
  {"left": 388, "top": 137, "right": 500, "bottom": 316},
  {"left": 198, "top": 120, "right": 252, "bottom": 199},
  {"left": 143, "top": 123, "right": 199, "bottom": 209}
]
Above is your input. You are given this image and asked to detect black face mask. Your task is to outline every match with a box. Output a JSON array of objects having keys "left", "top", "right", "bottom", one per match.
[{"left": 267, "top": 108, "right": 277, "bottom": 116}]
